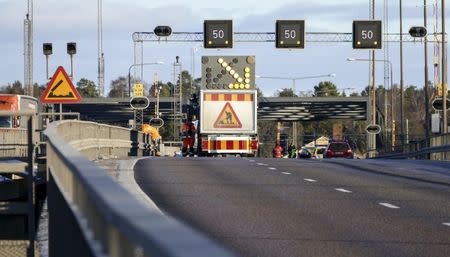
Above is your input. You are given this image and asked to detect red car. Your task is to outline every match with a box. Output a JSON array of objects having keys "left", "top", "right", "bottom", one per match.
[{"left": 324, "top": 141, "right": 354, "bottom": 159}]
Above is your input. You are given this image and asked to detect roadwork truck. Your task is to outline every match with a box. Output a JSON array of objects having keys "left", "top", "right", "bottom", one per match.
[{"left": 197, "top": 56, "right": 259, "bottom": 156}]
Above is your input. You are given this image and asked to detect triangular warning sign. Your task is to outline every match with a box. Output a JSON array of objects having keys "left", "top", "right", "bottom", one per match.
[
  {"left": 40, "top": 66, "right": 82, "bottom": 103},
  {"left": 214, "top": 102, "right": 242, "bottom": 128}
]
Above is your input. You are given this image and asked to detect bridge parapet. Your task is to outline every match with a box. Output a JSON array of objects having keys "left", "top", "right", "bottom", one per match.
[{"left": 44, "top": 120, "right": 235, "bottom": 257}]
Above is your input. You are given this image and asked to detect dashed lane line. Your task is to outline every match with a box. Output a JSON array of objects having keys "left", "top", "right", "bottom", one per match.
[
  {"left": 304, "top": 178, "right": 317, "bottom": 182},
  {"left": 257, "top": 163, "right": 268, "bottom": 166},
  {"left": 379, "top": 202, "right": 400, "bottom": 209},
  {"left": 443, "top": 223, "right": 450, "bottom": 227},
  {"left": 335, "top": 188, "right": 352, "bottom": 193},
  {"left": 268, "top": 167, "right": 277, "bottom": 170},
  {"left": 281, "top": 172, "right": 291, "bottom": 175}
]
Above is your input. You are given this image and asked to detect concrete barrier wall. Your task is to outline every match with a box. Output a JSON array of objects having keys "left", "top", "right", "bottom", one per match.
[
  {"left": 53, "top": 120, "right": 148, "bottom": 160},
  {"left": 0, "top": 128, "right": 29, "bottom": 158},
  {"left": 44, "top": 120, "right": 234, "bottom": 257}
]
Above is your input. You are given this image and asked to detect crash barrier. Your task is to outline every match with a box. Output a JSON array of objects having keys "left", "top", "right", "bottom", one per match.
[
  {"left": 44, "top": 120, "right": 235, "bottom": 257},
  {"left": 375, "top": 133, "right": 450, "bottom": 160},
  {"left": 0, "top": 111, "right": 36, "bottom": 257}
]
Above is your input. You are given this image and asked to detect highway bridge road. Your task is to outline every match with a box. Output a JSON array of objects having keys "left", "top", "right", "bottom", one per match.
[{"left": 134, "top": 158, "right": 450, "bottom": 257}]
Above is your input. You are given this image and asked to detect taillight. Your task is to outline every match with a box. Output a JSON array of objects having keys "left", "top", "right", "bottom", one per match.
[
  {"left": 347, "top": 149, "right": 352, "bottom": 153},
  {"left": 201, "top": 138, "right": 208, "bottom": 150},
  {"left": 250, "top": 140, "right": 258, "bottom": 150}
]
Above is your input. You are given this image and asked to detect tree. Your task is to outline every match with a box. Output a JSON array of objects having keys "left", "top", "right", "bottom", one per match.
[
  {"left": 108, "top": 76, "right": 128, "bottom": 98},
  {"left": 33, "top": 83, "right": 46, "bottom": 98},
  {"left": 179, "top": 70, "right": 199, "bottom": 101},
  {"left": 276, "top": 88, "right": 297, "bottom": 97},
  {"left": 149, "top": 81, "right": 171, "bottom": 97},
  {"left": 0, "top": 81, "right": 25, "bottom": 94},
  {"left": 76, "top": 78, "right": 99, "bottom": 97},
  {"left": 256, "top": 87, "right": 264, "bottom": 97},
  {"left": 313, "top": 81, "right": 339, "bottom": 97},
  {"left": 360, "top": 86, "right": 369, "bottom": 97}
]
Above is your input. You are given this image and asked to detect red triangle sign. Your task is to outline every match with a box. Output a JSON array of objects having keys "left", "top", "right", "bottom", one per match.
[
  {"left": 213, "top": 102, "right": 242, "bottom": 128},
  {"left": 40, "top": 66, "right": 82, "bottom": 103}
]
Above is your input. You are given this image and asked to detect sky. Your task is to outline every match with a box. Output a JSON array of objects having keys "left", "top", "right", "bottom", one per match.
[{"left": 0, "top": 0, "right": 449, "bottom": 96}]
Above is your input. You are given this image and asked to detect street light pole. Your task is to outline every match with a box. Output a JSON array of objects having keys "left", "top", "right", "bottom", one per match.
[
  {"left": 442, "top": 0, "right": 448, "bottom": 134},
  {"left": 347, "top": 58, "right": 393, "bottom": 140},
  {"left": 400, "top": 0, "right": 405, "bottom": 145},
  {"left": 128, "top": 62, "right": 164, "bottom": 97},
  {"left": 423, "top": 0, "right": 431, "bottom": 139},
  {"left": 257, "top": 73, "right": 336, "bottom": 147}
]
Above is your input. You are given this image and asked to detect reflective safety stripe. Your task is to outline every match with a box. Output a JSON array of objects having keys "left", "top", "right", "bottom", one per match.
[
  {"left": 203, "top": 93, "right": 253, "bottom": 101},
  {"left": 206, "top": 139, "right": 253, "bottom": 151}
]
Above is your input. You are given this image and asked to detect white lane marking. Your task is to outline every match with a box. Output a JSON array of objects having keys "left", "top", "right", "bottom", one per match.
[
  {"left": 249, "top": 160, "right": 255, "bottom": 162},
  {"left": 443, "top": 223, "right": 450, "bottom": 227},
  {"left": 282, "top": 172, "right": 291, "bottom": 175},
  {"left": 304, "top": 178, "right": 317, "bottom": 182},
  {"left": 257, "top": 163, "right": 268, "bottom": 166},
  {"left": 268, "top": 167, "right": 277, "bottom": 170},
  {"left": 379, "top": 202, "right": 400, "bottom": 209},
  {"left": 335, "top": 188, "right": 352, "bottom": 193}
]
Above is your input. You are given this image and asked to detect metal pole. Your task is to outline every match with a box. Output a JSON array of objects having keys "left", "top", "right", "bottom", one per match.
[
  {"left": 70, "top": 54, "right": 74, "bottom": 79},
  {"left": 442, "top": 0, "right": 448, "bottom": 133},
  {"left": 292, "top": 79, "right": 296, "bottom": 95},
  {"left": 277, "top": 122, "right": 281, "bottom": 145},
  {"left": 390, "top": 61, "right": 395, "bottom": 150},
  {"left": 424, "top": 0, "right": 431, "bottom": 139},
  {"left": 46, "top": 55, "right": 49, "bottom": 80},
  {"left": 400, "top": 0, "right": 405, "bottom": 146},
  {"left": 370, "top": 0, "right": 376, "bottom": 157}
]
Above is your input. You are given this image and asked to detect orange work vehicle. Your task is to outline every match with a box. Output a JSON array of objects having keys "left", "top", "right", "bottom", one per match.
[{"left": 0, "top": 94, "right": 37, "bottom": 128}]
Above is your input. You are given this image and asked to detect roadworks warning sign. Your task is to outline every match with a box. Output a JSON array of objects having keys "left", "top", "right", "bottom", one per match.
[
  {"left": 214, "top": 102, "right": 242, "bottom": 128},
  {"left": 40, "top": 66, "right": 82, "bottom": 103}
]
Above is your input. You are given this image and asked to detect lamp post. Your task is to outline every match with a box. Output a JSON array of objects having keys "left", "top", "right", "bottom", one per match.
[
  {"left": 400, "top": 0, "right": 405, "bottom": 146},
  {"left": 127, "top": 62, "right": 164, "bottom": 97},
  {"left": 257, "top": 73, "right": 336, "bottom": 147},
  {"left": 442, "top": 0, "right": 448, "bottom": 134},
  {"left": 256, "top": 74, "right": 336, "bottom": 94},
  {"left": 347, "top": 57, "right": 394, "bottom": 150}
]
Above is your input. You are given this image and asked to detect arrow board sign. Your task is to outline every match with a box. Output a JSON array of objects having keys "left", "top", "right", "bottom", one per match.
[{"left": 201, "top": 55, "right": 255, "bottom": 90}]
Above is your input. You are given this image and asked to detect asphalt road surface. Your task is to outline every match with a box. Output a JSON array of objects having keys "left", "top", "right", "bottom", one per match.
[{"left": 135, "top": 158, "right": 450, "bottom": 257}]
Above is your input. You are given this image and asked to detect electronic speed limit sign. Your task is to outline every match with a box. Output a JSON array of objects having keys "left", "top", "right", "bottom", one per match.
[
  {"left": 204, "top": 20, "right": 233, "bottom": 48},
  {"left": 353, "top": 20, "right": 382, "bottom": 49},
  {"left": 276, "top": 20, "right": 305, "bottom": 49}
]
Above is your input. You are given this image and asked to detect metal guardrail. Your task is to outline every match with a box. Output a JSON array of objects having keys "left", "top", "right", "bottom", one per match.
[
  {"left": 44, "top": 120, "right": 235, "bottom": 257},
  {"left": 375, "top": 133, "right": 450, "bottom": 160}
]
